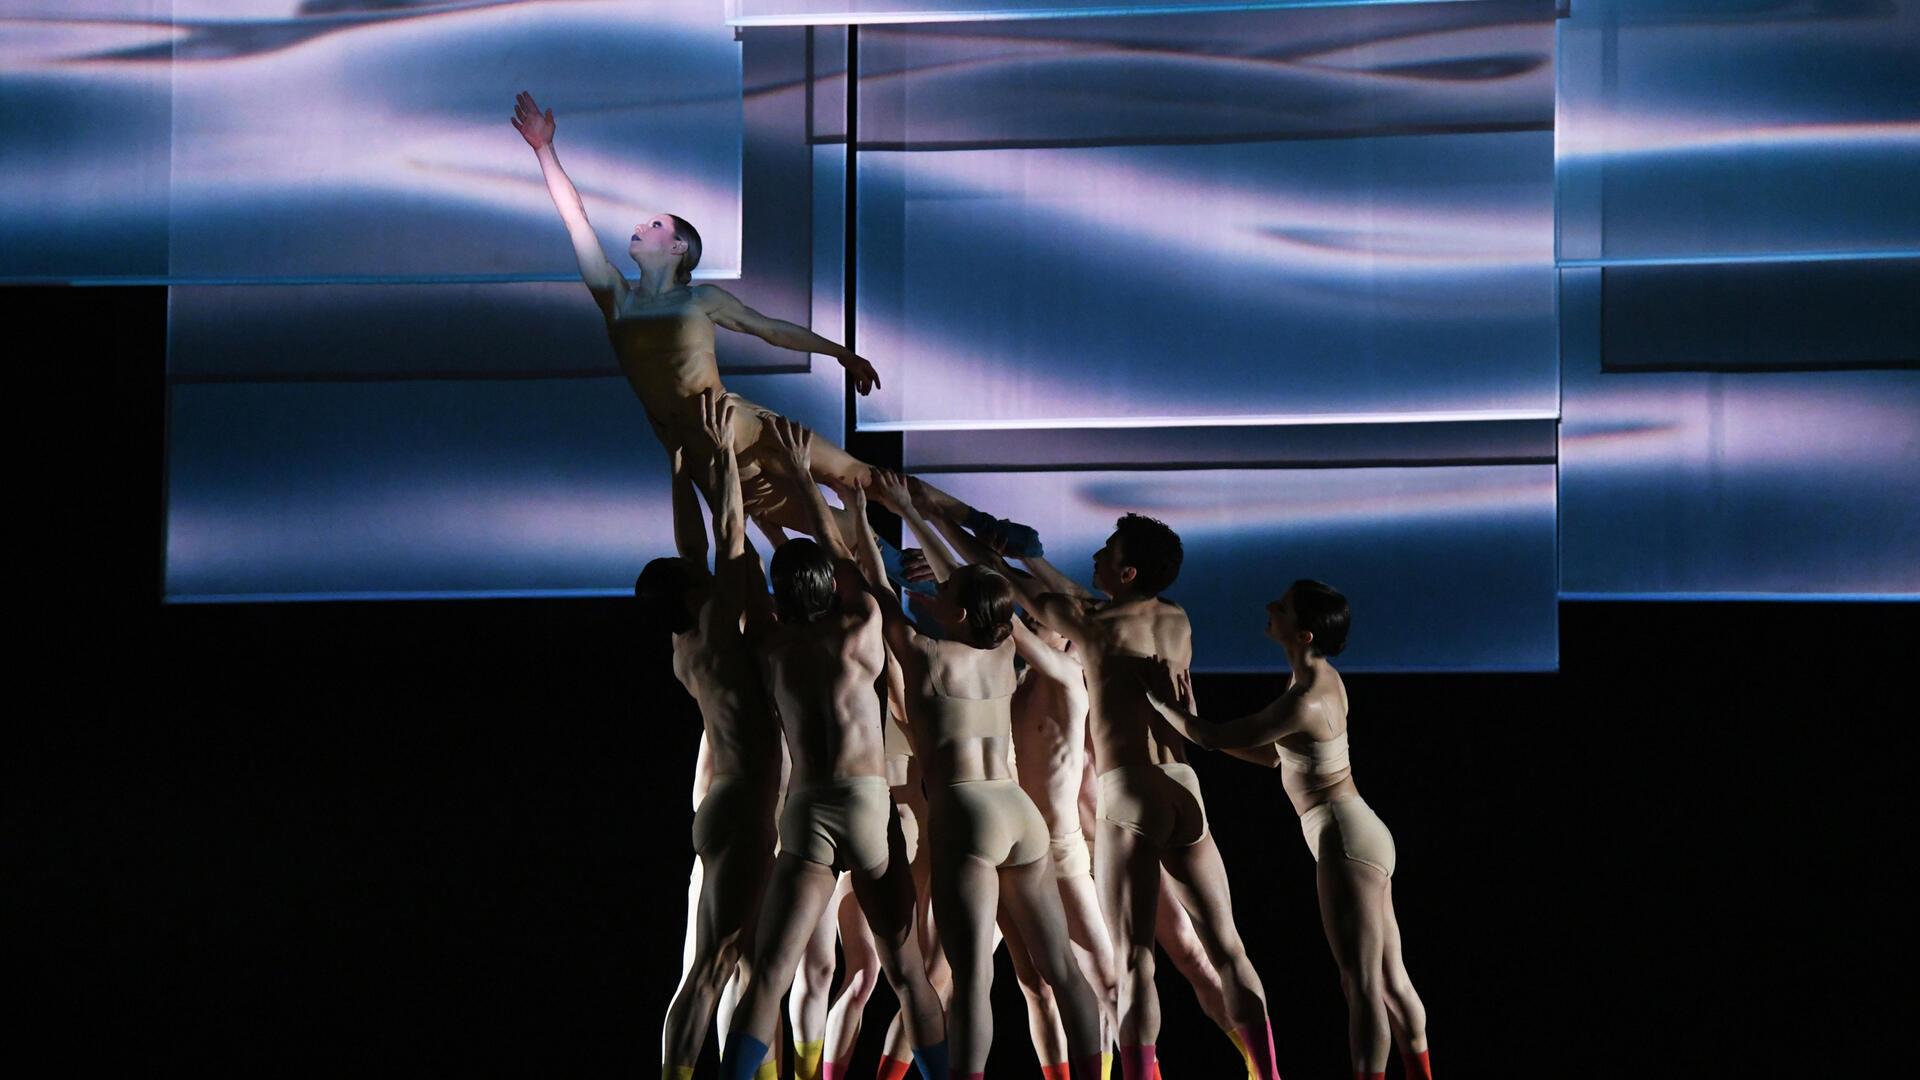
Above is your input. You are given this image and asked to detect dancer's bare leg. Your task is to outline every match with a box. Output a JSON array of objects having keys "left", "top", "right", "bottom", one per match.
[
  {"left": 727, "top": 853, "right": 842, "bottom": 1074},
  {"left": 847, "top": 819, "right": 947, "bottom": 1066},
  {"left": 1000, "top": 856, "right": 1104, "bottom": 1073},
  {"left": 791, "top": 875, "right": 845, "bottom": 1080},
  {"left": 1319, "top": 860, "right": 1410, "bottom": 1076},
  {"left": 823, "top": 879, "right": 881, "bottom": 1074},
  {"left": 1161, "top": 835, "right": 1277, "bottom": 1078},
  {"left": 663, "top": 832, "right": 774, "bottom": 1070},
  {"left": 1379, "top": 888, "right": 1430, "bottom": 1058},
  {"left": 931, "top": 852, "right": 1003, "bottom": 1076},
  {"left": 1153, "top": 877, "right": 1231, "bottom": 1033},
  {"left": 1004, "top": 917, "right": 1071, "bottom": 1068},
  {"left": 1097, "top": 821, "right": 1166, "bottom": 1054},
  {"left": 1059, "top": 869, "right": 1119, "bottom": 1040}
]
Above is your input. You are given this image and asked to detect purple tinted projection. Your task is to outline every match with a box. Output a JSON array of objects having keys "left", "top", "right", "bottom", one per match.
[
  {"left": 924, "top": 466, "right": 1558, "bottom": 671},
  {"left": 1, "top": 0, "right": 743, "bottom": 282},
  {"left": 731, "top": 0, "right": 1504, "bottom": 25},
  {"left": 856, "top": 133, "right": 1555, "bottom": 429},
  {"left": 1557, "top": 268, "right": 1920, "bottom": 597},
  {"left": 1557, "top": 1, "right": 1920, "bottom": 261},
  {"left": 163, "top": 368, "right": 846, "bottom": 601}
]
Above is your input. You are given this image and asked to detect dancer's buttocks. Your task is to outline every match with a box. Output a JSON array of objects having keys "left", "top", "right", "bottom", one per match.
[
  {"left": 1096, "top": 762, "right": 1210, "bottom": 849},
  {"left": 779, "top": 775, "right": 894, "bottom": 873},
  {"left": 930, "top": 778, "right": 1051, "bottom": 868}
]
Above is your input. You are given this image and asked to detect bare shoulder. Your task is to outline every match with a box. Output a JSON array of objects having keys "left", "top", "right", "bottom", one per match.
[{"left": 690, "top": 283, "right": 738, "bottom": 312}]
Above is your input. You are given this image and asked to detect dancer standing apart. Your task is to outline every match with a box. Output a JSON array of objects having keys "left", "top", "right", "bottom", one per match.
[
  {"left": 719, "top": 421, "right": 947, "bottom": 1080},
  {"left": 514, "top": 91, "right": 970, "bottom": 545},
  {"left": 852, "top": 471, "right": 1104, "bottom": 1080},
  {"left": 635, "top": 393, "right": 784, "bottom": 1080},
  {"left": 916, "top": 493, "right": 1285, "bottom": 1080},
  {"left": 1140, "top": 582, "right": 1431, "bottom": 1080}
]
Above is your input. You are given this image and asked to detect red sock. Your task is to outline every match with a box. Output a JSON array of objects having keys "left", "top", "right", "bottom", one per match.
[
  {"left": 1117, "top": 1044, "right": 1156, "bottom": 1080},
  {"left": 1354, "top": 1072, "right": 1384, "bottom": 1080},
  {"left": 1400, "top": 1049, "right": 1431, "bottom": 1079},
  {"left": 876, "top": 1059, "right": 912, "bottom": 1080},
  {"left": 1041, "top": 1065, "right": 1072, "bottom": 1080},
  {"left": 1233, "top": 1022, "right": 1280, "bottom": 1080},
  {"left": 823, "top": 1066, "right": 845, "bottom": 1080}
]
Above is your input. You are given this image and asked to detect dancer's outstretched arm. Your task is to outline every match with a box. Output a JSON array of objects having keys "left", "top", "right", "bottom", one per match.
[
  {"left": 695, "top": 286, "right": 882, "bottom": 395},
  {"left": 512, "top": 92, "right": 627, "bottom": 312},
  {"left": 768, "top": 417, "right": 850, "bottom": 560},
  {"left": 692, "top": 390, "right": 771, "bottom": 635},
  {"left": 869, "top": 469, "right": 958, "bottom": 583},
  {"left": 1139, "top": 659, "right": 1306, "bottom": 755}
]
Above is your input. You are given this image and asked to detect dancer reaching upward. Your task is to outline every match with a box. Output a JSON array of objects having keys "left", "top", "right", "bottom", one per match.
[
  {"left": 913, "top": 489, "right": 1284, "bottom": 1080},
  {"left": 1140, "top": 583, "right": 1431, "bottom": 1080},
  {"left": 856, "top": 469, "right": 1104, "bottom": 1080},
  {"left": 717, "top": 420, "right": 947, "bottom": 1080},
  {"left": 636, "top": 392, "right": 783, "bottom": 1080},
  {"left": 515, "top": 91, "right": 977, "bottom": 546}
]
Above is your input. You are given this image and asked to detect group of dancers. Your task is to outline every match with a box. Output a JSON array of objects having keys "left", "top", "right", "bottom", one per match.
[{"left": 513, "top": 92, "right": 1432, "bottom": 1080}]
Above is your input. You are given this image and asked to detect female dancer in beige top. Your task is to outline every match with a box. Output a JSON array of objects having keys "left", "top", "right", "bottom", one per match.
[{"left": 1141, "top": 582, "right": 1432, "bottom": 1080}]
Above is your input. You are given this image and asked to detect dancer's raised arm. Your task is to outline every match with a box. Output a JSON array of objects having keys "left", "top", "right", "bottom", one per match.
[
  {"left": 512, "top": 91, "right": 627, "bottom": 310},
  {"left": 694, "top": 286, "right": 882, "bottom": 395},
  {"left": 868, "top": 469, "right": 959, "bottom": 582},
  {"left": 767, "top": 417, "right": 850, "bottom": 560}
]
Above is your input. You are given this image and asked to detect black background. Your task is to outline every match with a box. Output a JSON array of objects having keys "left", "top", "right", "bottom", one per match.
[{"left": 13, "top": 286, "right": 1914, "bottom": 1077}]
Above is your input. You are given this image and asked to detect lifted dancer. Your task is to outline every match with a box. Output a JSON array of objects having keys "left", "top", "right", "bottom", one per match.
[
  {"left": 514, "top": 91, "right": 970, "bottom": 545},
  {"left": 915, "top": 491, "right": 1284, "bottom": 1080},
  {"left": 635, "top": 392, "right": 783, "bottom": 1080},
  {"left": 718, "top": 421, "right": 947, "bottom": 1080},
  {"left": 1140, "top": 583, "right": 1432, "bottom": 1080}
]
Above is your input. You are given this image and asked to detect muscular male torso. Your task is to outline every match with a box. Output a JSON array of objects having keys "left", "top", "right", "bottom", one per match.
[
  {"left": 760, "top": 592, "right": 891, "bottom": 783},
  {"left": 669, "top": 608, "right": 781, "bottom": 781},
  {"left": 1011, "top": 645, "right": 1090, "bottom": 835},
  {"left": 1073, "top": 597, "right": 1195, "bottom": 773}
]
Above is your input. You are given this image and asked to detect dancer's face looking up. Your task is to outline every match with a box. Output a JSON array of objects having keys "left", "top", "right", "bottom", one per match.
[{"left": 628, "top": 214, "right": 701, "bottom": 283}]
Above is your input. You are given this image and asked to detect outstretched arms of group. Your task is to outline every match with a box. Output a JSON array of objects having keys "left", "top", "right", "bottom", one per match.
[{"left": 1138, "top": 660, "right": 1303, "bottom": 765}]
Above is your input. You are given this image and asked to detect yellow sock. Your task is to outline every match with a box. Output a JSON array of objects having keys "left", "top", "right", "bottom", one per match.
[
  {"left": 1227, "top": 1029, "right": 1256, "bottom": 1080},
  {"left": 755, "top": 1056, "right": 778, "bottom": 1080},
  {"left": 661, "top": 1068, "right": 695, "bottom": 1080},
  {"left": 794, "top": 1039, "right": 825, "bottom": 1080},
  {"left": 1100, "top": 1051, "right": 1113, "bottom": 1080}
]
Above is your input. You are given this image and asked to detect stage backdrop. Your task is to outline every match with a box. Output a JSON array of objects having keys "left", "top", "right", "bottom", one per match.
[{"left": 5, "top": 0, "right": 1912, "bottom": 668}]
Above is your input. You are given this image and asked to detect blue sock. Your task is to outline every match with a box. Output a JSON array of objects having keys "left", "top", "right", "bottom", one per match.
[
  {"left": 721, "top": 1032, "right": 772, "bottom": 1080},
  {"left": 962, "top": 509, "right": 1043, "bottom": 558},
  {"left": 911, "top": 1039, "right": 949, "bottom": 1080}
]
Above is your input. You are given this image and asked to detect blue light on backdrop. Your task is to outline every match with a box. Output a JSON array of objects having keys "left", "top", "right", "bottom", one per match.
[{"left": 4, "top": 0, "right": 1912, "bottom": 665}]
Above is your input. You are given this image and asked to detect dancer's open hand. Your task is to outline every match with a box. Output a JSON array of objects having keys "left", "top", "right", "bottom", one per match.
[
  {"left": 512, "top": 91, "right": 554, "bottom": 150},
  {"left": 869, "top": 468, "right": 913, "bottom": 512},
  {"left": 770, "top": 415, "right": 813, "bottom": 473},
  {"left": 901, "top": 548, "right": 937, "bottom": 584},
  {"left": 697, "top": 390, "right": 736, "bottom": 455},
  {"left": 843, "top": 354, "right": 882, "bottom": 396}
]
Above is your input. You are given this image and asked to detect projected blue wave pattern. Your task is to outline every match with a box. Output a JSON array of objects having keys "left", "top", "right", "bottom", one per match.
[{"left": 0, "top": 0, "right": 744, "bottom": 282}]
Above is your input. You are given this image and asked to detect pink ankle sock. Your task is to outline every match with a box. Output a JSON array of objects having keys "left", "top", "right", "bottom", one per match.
[
  {"left": 1117, "top": 1044, "right": 1157, "bottom": 1080},
  {"left": 1233, "top": 1022, "right": 1280, "bottom": 1080}
]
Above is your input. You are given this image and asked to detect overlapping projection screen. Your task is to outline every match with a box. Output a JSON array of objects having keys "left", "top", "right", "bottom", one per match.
[
  {"left": 1, "top": 2, "right": 810, "bottom": 598},
  {"left": 1556, "top": 0, "right": 1920, "bottom": 597},
  {"left": 854, "top": 3, "right": 1561, "bottom": 669}
]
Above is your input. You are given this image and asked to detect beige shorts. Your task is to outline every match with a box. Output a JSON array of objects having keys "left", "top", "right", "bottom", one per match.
[
  {"left": 779, "top": 776, "right": 894, "bottom": 873},
  {"left": 1097, "top": 761, "right": 1210, "bottom": 849},
  {"left": 931, "top": 778, "right": 1052, "bottom": 868},
  {"left": 1300, "top": 794, "right": 1396, "bottom": 877}
]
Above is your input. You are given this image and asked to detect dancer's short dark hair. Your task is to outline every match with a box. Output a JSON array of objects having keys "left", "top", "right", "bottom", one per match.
[
  {"left": 771, "top": 538, "right": 839, "bottom": 625},
  {"left": 1289, "top": 579, "right": 1350, "bottom": 657},
  {"left": 949, "top": 564, "right": 1015, "bottom": 649},
  {"left": 1114, "top": 513, "right": 1182, "bottom": 596},
  {"left": 668, "top": 214, "right": 703, "bottom": 286},
  {"left": 634, "top": 557, "right": 697, "bottom": 636}
]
